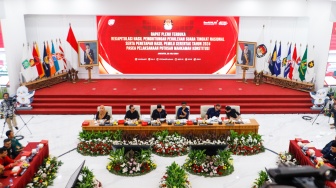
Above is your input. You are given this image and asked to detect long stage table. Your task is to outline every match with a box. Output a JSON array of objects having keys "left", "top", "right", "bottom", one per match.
[
  {"left": 288, "top": 140, "right": 336, "bottom": 188},
  {"left": 0, "top": 142, "right": 49, "bottom": 188},
  {"left": 82, "top": 119, "right": 259, "bottom": 135}
]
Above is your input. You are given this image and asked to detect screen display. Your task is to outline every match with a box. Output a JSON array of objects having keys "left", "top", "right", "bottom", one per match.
[{"left": 97, "top": 16, "right": 239, "bottom": 74}]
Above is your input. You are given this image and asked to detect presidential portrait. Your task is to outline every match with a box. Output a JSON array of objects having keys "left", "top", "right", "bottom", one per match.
[{"left": 236, "top": 41, "right": 256, "bottom": 68}]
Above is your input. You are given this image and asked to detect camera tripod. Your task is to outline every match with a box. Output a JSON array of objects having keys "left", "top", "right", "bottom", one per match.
[
  {"left": 14, "top": 107, "right": 33, "bottom": 135},
  {"left": 311, "top": 99, "right": 331, "bottom": 125}
]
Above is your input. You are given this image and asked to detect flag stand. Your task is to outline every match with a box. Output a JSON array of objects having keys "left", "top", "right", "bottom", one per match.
[
  {"left": 84, "top": 66, "right": 96, "bottom": 84},
  {"left": 237, "top": 66, "right": 249, "bottom": 84}
]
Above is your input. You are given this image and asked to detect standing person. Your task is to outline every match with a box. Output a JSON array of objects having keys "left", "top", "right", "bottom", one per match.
[
  {"left": 330, "top": 103, "right": 336, "bottom": 129},
  {"left": 6, "top": 130, "right": 23, "bottom": 158},
  {"left": 241, "top": 44, "right": 251, "bottom": 65},
  {"left": 151, "top": 104, "right": 167, "bottom": 120},
  {"left": 124, "top": 105, "right": 140, "bottom": 120},
  {"left": 84, "top": 43, "right": 95, "bottom": 65},
  {"left": 205, "top": 104, "right": 221, "bottom": 119},
  {"left": 177, "top": 102, "right": 189, "bottom": 119},
  {"left": 0, "top": 93, "right": 18, "bottom": 132},
  {"left": 225, "top": 106, "right": 241, "bottom": 120}
]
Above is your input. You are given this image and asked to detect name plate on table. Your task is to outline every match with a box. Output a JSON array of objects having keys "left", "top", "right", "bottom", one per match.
[
  {"left": 174, "top": 123, "right": 185, "bottom": 126},
  {"left": 152, "top": 123, "right": 161, "bottom": 126},
  {"left": 125, "top": 123, "right": 137, "bottom": 126},
  {"left": 225, "top": 123, "right": 234, "bottom": 126},
  {"left": 199, "top": 123, "right": 209, "bottom": 126}
]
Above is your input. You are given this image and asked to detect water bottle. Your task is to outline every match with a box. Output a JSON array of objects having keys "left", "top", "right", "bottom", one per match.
[{"left": 9, "top": 178, "right": 13, "bottom": 186}]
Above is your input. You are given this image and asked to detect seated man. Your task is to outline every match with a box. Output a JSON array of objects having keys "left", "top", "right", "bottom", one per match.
[
  {"left": 177, "top": 102, "right": 189, "bottom": 119},
  {"left": 225, "top": 106, "right": 241, "bottom": 120},
  {"left": 6, "top": 130, "right": 23, "bottom": 159},
  {"left": 95, "top": 105, "right": 111, "bottom": 121},
  {"left": 151, "top": 104, "right": 167, "bottom": 120},
  {"left": 0, "top": 147, "right": 18, "bottom": 170},
  {"left": 124, "top": 105, "right": 140, "bottom": 120},
  {"left": 205, "top": 104, "right": 221, "bottom": 119},
  {"left": 322, "top": 141, "right": 336, "bottom": 167},
  {"left": 3, "top": 139, "right": 13, "bottom": 159}
]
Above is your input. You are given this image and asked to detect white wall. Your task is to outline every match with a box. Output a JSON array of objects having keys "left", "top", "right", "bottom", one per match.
[{"left": 1, "top": 0, "right": 334, "bottom": 94}]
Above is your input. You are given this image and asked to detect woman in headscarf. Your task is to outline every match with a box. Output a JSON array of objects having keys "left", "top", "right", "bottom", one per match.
[{"left": 95, "top": 105, "right": 111, "bottom": 121}]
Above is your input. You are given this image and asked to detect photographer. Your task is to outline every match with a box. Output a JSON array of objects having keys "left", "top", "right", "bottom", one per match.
[{"left": 0, "top": 93, "right": 18, "bottom": 132}]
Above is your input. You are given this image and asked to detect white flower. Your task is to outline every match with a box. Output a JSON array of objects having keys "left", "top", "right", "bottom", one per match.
[{"left": 122, "top": 167, "right": 128, "bottom": 173}]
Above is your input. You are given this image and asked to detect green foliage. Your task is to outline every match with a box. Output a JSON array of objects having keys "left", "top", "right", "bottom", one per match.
[
  {"left": 164, "top": 162, "right": 190, "bottom": 188},
  {"left": 0, "top": 87, "right": 7, "bottom": 99},
  {"left": 153, "top": 130, "right": 170, "bottom": 141},
  {"left": 187, "top": 149, "right": 207, "bottom": 165},
  {"left": 75, "top": 166, "right": 96, "bottom": 188},
  {"left": 78, "top": 131, "right": 120, "bottom": 141},
  {"left": 253, "top": 170, "right": 269, "bottom": 188}
]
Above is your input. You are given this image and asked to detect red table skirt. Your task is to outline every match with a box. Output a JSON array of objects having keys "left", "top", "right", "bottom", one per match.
[
  {"left": 289, "top": 140, "right": 336, "bottom": 188},
  {"left": 0, "top": 142, "right": 49, "bottom": 188}
]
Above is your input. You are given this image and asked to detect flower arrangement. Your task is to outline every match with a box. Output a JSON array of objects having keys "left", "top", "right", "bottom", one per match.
[
  {"left": 106, "top": 147, "right": 156, "bottom": 176},
  {"left": 226, "top": 130, "right": 264, "bottom": 155},
  {"left": 75, "top": 166, "right": 103, "bottom": 188},
  {"left": 152, "top": 131, "right": 189, "bottom": 157},
  {"left": 276, "top": 151, "right": 298, "bottom": 166},
  {"left": 183, "top": 149, "right": 234, "bottom": 177},
  {"left": 77, "top": 130, "right": 122, "bottom": 156},
  {"left": 26, "top": 156, "right": 63, "bottom": 188},
  {"left": 252, "top": 170, "right": 269, "bottom": 188},
  {"left": 159, "top": 162, "right": 191, "bottom": 188}
]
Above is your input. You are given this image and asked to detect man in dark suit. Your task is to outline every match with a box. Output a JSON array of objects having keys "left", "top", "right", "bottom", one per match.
[
  {"left": 241, "top": 44, "right": 251, "bottom": 65},
  {"left": 84, "top": 43, "right": 95, "bottom": 65}
]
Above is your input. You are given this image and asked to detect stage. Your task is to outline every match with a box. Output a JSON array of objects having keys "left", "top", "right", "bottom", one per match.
[{"left": 18, "top": 79, "right": 314, "bottom": 115}]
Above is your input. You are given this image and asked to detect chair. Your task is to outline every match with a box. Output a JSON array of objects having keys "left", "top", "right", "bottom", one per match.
[
  {"left": 126, "top": 105, "right": 141, "bottom": 117},
  {"left": 96, "top": 106, "right": 112, "bottom": 119},
  {"left": 175, "top": 105, "right": 190, "bottom": 119},
  {"left": 200, "top": 105, "right": 214, "bottom": 119},
  {"left": 150, "top": 105, "right": 165, "bottom": 118}
]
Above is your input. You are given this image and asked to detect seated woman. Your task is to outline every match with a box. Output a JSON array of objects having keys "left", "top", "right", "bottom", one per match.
[{"left": 95, "top": 105, "right": 111, "bottom": 122}]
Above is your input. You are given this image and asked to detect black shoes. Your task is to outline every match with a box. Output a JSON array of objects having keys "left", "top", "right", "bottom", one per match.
[{"left": 15, "top": 127, "right": 18, "bottom": 130}]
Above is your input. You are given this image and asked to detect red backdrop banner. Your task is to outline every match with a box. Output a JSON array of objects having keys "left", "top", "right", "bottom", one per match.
[{"left": 97, "top": 16, "right": 239, "bottom": 74}]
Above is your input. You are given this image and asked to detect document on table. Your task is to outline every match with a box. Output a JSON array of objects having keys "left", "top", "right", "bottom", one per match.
[{"left": 242, "top": 119, "right": 251, "bottom": 124}]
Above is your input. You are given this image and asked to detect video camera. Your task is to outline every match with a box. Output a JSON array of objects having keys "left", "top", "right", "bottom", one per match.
[{"left": 262, "top": 165, "right": 336, "bottom": 188}]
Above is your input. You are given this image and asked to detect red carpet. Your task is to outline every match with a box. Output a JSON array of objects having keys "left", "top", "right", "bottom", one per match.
[{"left": 18, "top": 79, "right": 315, "bottom": 115}]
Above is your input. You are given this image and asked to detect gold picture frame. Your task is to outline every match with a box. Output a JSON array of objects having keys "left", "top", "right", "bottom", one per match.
[
  {"left": 78, "top": 40, "right": 98, "bottom": 67},
  {"left": 235, "top": 41, "right": 256, "bottom": 68}
]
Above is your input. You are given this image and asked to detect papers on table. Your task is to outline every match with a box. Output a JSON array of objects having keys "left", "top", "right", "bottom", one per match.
[{"left": 242, "top": 119, "right": 251, "bottom": 124}]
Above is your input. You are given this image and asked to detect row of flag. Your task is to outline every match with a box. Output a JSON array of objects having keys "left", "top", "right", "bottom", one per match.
[
  {"left": 21, "top": 25, "right": 78, "bottom": 83},
  {"left": 267, "top": 42, "right": 314, "bottom": 82}
]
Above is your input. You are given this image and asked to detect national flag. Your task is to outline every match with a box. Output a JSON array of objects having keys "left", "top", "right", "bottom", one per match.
[
  {"left": 46, "top": 41, "right": 56, "bottom": 75},
  {"left": 51, "top": 41, "right": 60, "bottom": 72},
  {"left": 28, "top": 44, "right": 39, "bottom": 80},
  {"left": 58, "top": 38, "right": 69, "bottom": 70},
  {"left": 66, "top": 25, "right": 78, "bottom": 53},
  {"left": 43, "top": 42, "right": 50, "bottom": 77},
  {"left": 288, "top": 44, "right": 297, "bottom": 80},
  {"left": 268, "top": 43, "right": 276, "bottom": 75},
  {"left": 305, "top": 48, "right": 315, "bottom": 82},
  {"left": 274, "top": 42, "right": 281, "bottom": 76},
  {"left": 284, "top": 44, "right": 292, "bottom": 78},
  {"left": 299, "top": 46, "right": 308, "bottom": 81},
  {"left": 33, "top": 42, "right": 45, "bottom": 78}
]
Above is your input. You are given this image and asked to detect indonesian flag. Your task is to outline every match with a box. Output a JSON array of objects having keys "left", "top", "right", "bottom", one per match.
[
  {"left": 66, "top": 25, "right": 78, "bottom": 53},
  {"left": 288, "top": 44, "right": 297, "bottom": 80}
]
